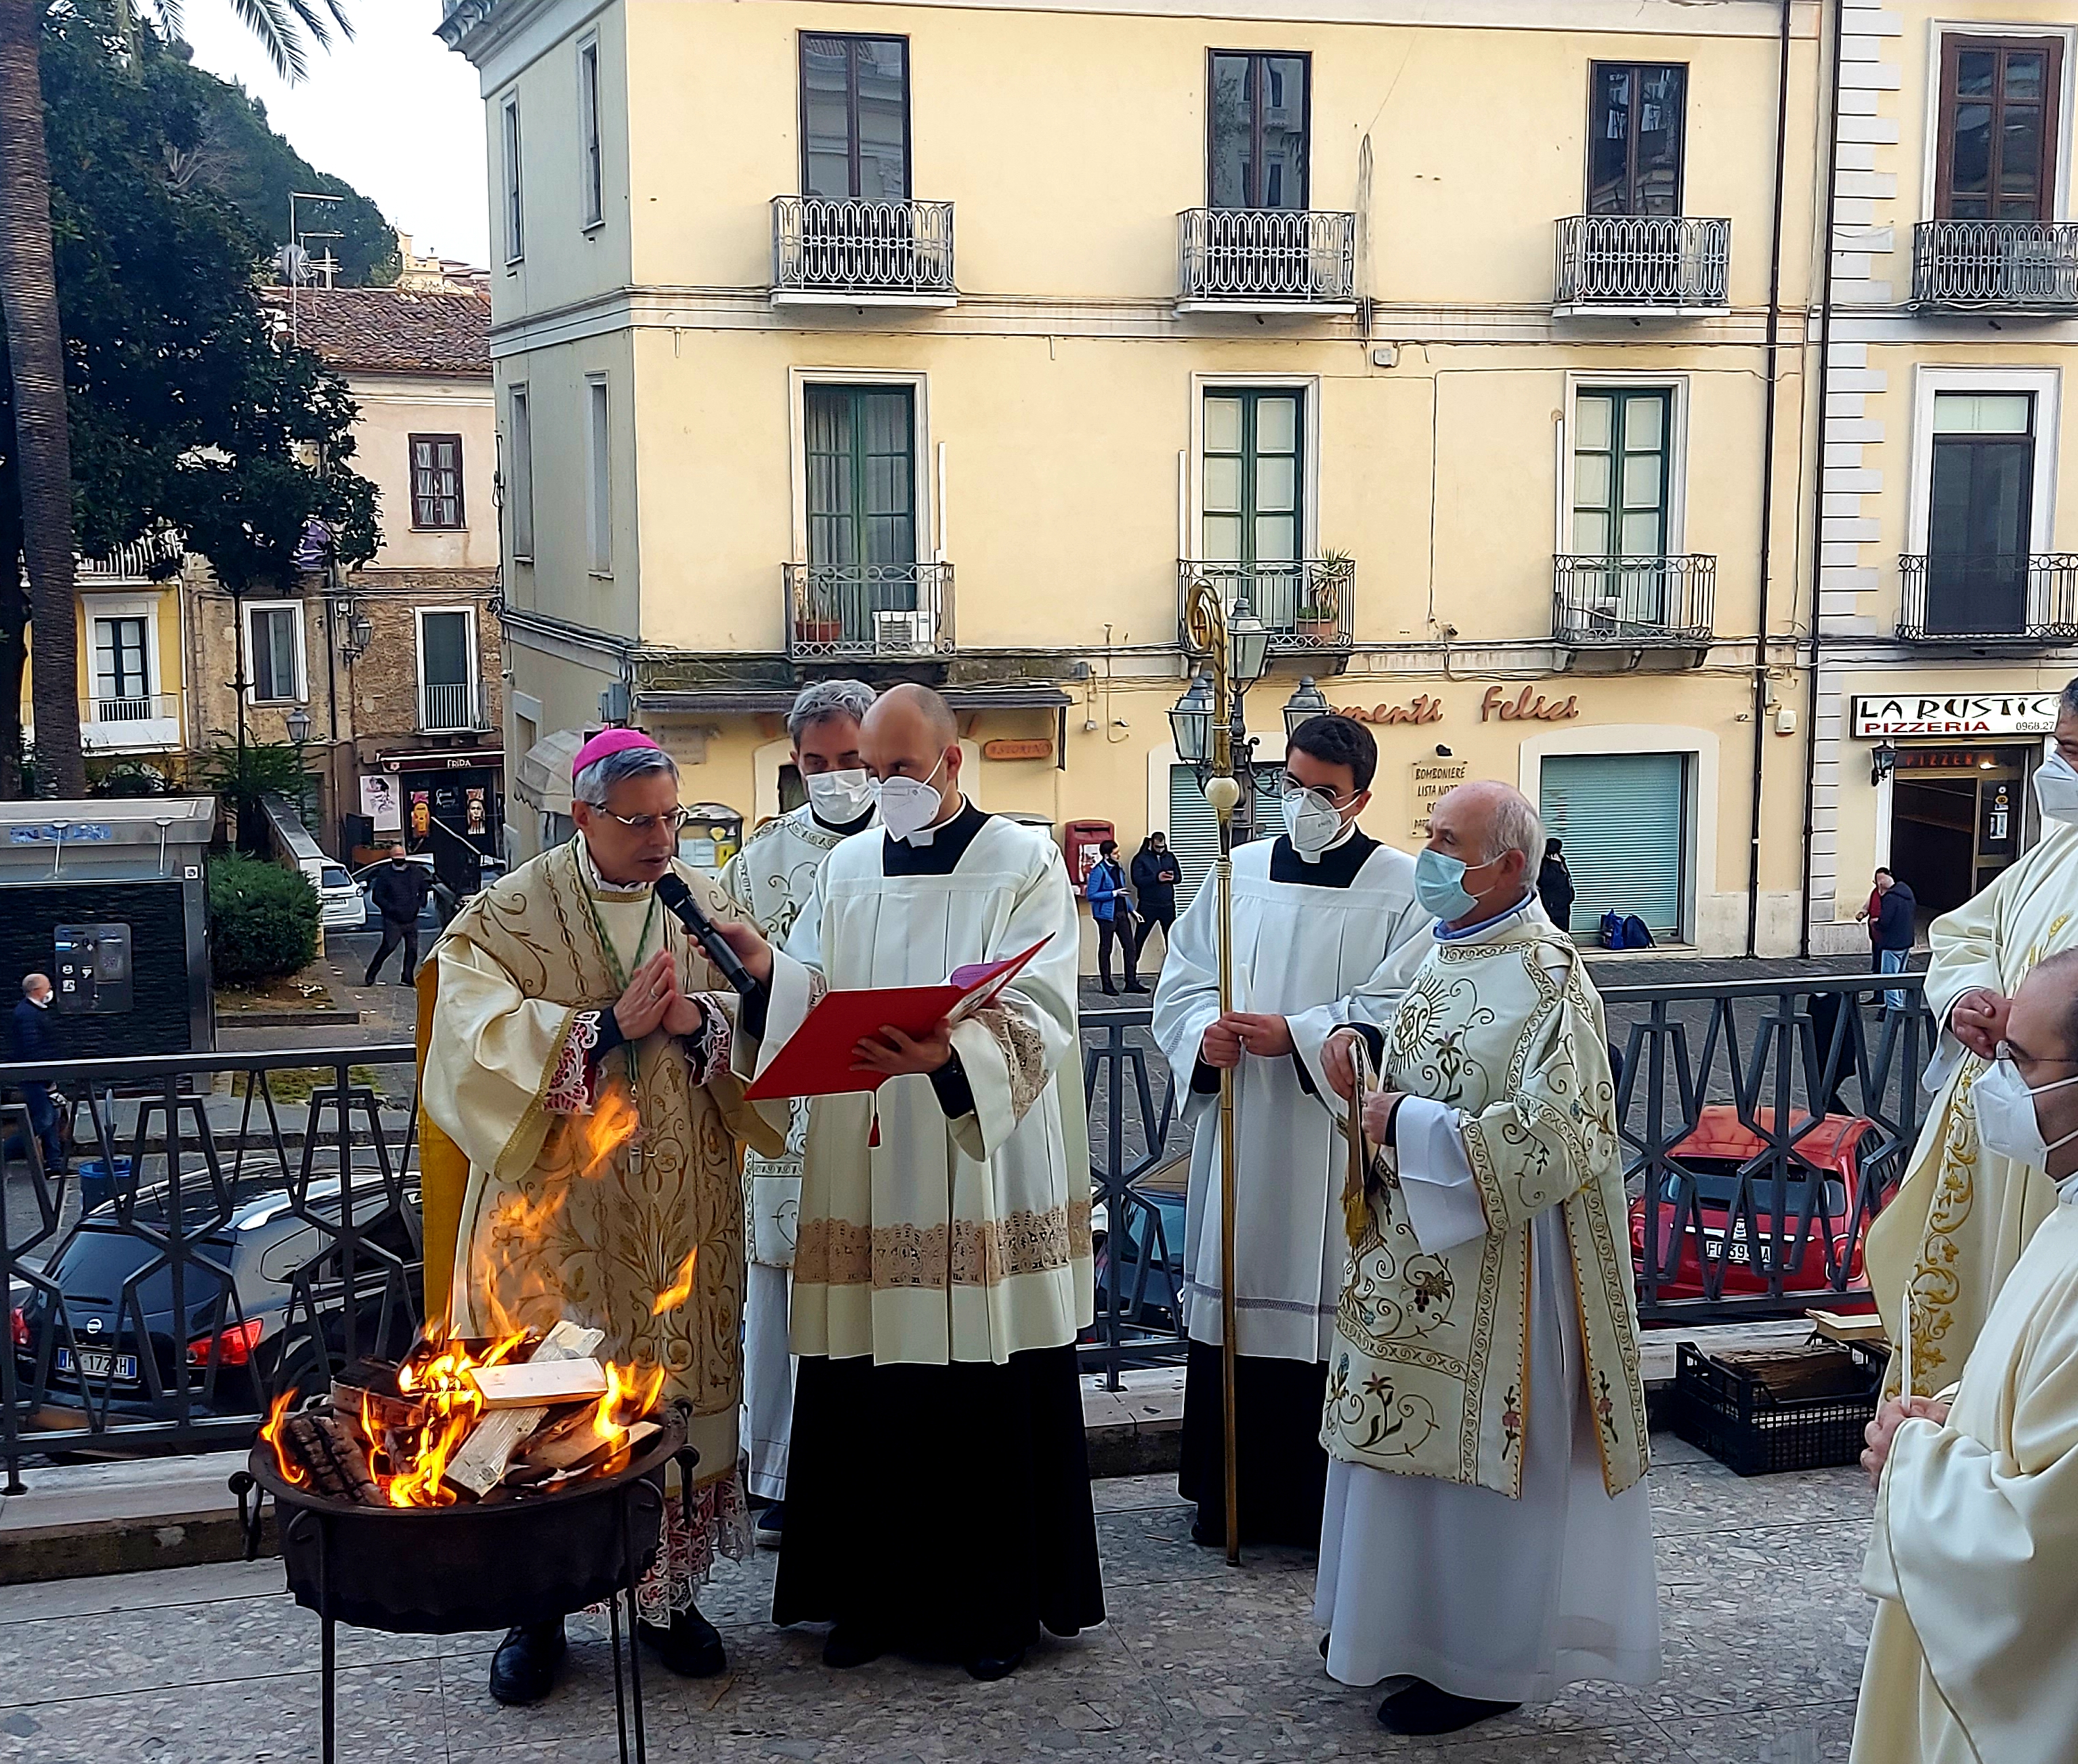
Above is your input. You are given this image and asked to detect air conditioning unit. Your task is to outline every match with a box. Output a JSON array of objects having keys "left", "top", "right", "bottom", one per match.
[{"left": 873, "top": 610, "right": 935, "bottom": 652}]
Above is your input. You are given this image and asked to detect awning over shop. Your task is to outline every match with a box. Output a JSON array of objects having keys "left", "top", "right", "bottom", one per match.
[
  {"left": 635, "top": 684, "right": 1072, "bottom": 715},
  {"left": 513, "top": 728, "right": 582, "bottom": 816}
]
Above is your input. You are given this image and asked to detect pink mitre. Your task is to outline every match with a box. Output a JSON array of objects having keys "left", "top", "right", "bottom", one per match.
[{"left": 572, "top": 727, "right": 661, "bottom": 778}]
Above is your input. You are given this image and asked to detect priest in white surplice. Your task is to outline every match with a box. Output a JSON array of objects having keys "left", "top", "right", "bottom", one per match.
[
  {"left": 1869, "top": 681, "right": 2078, "bottom": 1398},
  {"left": 718, "top": 679, "right": 878, "bottom": 1547},
  {"left": 1316, "top": 780, "right": 1659, "bottom": 1738},
  {"left": 1152, "top": 712, "right": 1429, "bottom": 1547},
  {"left": 1853, "top": 948, "right": 2078, "bottom": 1764},
  {"left": 718, "top": 684, "right": 1101, "bottom": 1681}
]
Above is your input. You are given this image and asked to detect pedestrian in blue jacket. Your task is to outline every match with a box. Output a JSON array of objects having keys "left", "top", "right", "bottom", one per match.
[{"left": 1086, "top": 839, "right": 1145, "bottom": 995}]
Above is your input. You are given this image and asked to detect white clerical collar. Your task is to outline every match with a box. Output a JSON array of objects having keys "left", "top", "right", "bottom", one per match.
[
  {"left": 2057, "top": 1167, "right": 2078, "bottom": 1205},
  {"left": 577, "top": 837, "right": 650, "bottom": 898},
  {"left": 901, "top": 795, "right": 968, "bottom": 847},
  {"left": 1296, "top": 819, "right": 1360, "bottom": 865}
]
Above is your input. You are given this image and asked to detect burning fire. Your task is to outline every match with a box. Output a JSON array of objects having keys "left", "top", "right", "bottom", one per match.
[
  {"left": 652, "top": 1248, "right": 698, "bottom": 1316},
  {"left": 591, "top": 1359, "right": 668, "bottom": 1469},
  {"left": 574, "top": 1080, "right": 641, "bottom": 1179},
  {"left": 361, "top": 1326, "right": 528, "bottom": 1507},
  {"left": 262, "top": 1389, "right": 307, "bottom": 1487}
]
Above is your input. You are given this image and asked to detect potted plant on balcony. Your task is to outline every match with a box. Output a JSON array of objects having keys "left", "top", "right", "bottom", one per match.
[
  {"left": 794, "top": 580, "right": 845, "bottom": 650},
  {"left": 1298, "top": 551, "right": 1353, "bottom": 644}
]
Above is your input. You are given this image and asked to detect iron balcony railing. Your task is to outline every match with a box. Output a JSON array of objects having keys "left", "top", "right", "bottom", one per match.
[
  {"left": 1554, "top": 214, "right": 1731, "bottom": 310},
  {"left": 1897, "top": 553, "right": 2078, "bottom": 642},
  {"left": 418, "top": 679, "right": 484, "bottom": 732},
  {"left": 82, "top": 692, "right": 180, "bottom": 727},
  {"left": 1913, "top": 221, "right": 2078, "bottom": 310},
  {"left": 784, "top": 560, "right": 954, "bottom": 660},
  {"left": 1554, "top": 554, "right": 1716, "bottom": 644},
  {"left": 770, "top": 196, "right": 956, "bottom": 301},
  {"left": 77, "top": 532, "right": 184, "bottom": 585},
  {"left": 1176, "top": 209, "right": 1357, "bottom": 306},
  {"left": 1177, "top": 560, "right": 1355, "bottom": 652}
]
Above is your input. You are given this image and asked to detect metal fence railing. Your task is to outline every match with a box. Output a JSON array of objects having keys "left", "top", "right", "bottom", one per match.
[
  {"left": 1554, "top": 214, "right": 1731, "bottom": 309},
  {"left": 1554, "top": 553, "right": 1716, "bottom": 644},
  {"left": 1176, "top": 208, "right": 1356, "bottom": 305},
  {"left": 1176, "top": 559, "right": 1356, "bottom": 654},
  {"left": 782, "top": 560, "right": 954, "bottom": 660},
  {"left": 770, "top": 196, "right": 956, "bottom": 300},
  {"left": 1913, "top": 219, "right": 2078, "bottom": 310},
  {"left": 1897, "top": 552, "right": 2078, "bottom": 642}
]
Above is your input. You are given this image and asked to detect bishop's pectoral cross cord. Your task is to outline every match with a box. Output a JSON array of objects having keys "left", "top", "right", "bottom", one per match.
[{"left": 574, "top": 835, "right": 664, "bottom": 1096}]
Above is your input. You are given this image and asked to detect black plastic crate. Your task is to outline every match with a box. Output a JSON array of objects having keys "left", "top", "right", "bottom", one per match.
[{"left": 1671, "top": 1339, "right": 1884, "bottom": 1476}]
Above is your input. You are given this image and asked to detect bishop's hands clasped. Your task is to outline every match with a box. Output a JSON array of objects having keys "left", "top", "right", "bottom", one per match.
[{"left": 614, "top": 948, "right": 721, "bottom": 1041}]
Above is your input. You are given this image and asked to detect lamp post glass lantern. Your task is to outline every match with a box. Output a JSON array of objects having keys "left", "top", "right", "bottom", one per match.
[
  {"left": 1170, "top": 671, "right": 1213, "bottom": 766},
  {"left": 284, "top": 707, "right": 314, "bottom": 746},
  {"left": 1227, "top": 597, "right": 1271, "bottom": 690},
  {"left": 1282, "top": 677, "right": 1331, "bottom": 744}
]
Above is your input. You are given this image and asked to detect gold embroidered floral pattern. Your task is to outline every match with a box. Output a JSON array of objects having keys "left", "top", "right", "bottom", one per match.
[{"left": 796, "top": 1200, "right": 1091, "bottom": 1288}]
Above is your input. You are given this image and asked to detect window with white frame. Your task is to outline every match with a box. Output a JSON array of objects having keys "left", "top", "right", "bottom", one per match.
[
  {"left": 587, "top": 375, "right": 612, "bottom": 574},
  {"left": 245, "top": 602, "right": 305, "bottom": 703},
  {"left": 508, "top": 384, "right": 534, "bottom": 561},
  {"left": 501, "top": 93, "right": 524, "bottom": 263},
  {"left": 578, "top": 38, "right": 603, "bottom": 228},
  {"left": 417, "top": 608, "right": 476, "bottom": 731},
  {"left": 92, "top": 615, "right": 150, "bottom": 716}
]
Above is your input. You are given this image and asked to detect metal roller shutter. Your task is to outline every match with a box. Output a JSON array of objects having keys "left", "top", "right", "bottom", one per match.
[
  {"left": 1539, "top": 752, "right": 1687, "bottom": 936},
  {"left": 1165, "top": 764, "right": 1284, "bottom": 910}
]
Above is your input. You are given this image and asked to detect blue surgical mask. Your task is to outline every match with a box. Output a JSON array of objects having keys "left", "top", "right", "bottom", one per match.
[{"left": 1414, "top": 847, "right": 1503, "bottom": 923}]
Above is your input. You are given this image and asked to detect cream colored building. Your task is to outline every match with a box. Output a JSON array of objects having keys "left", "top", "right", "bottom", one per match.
[
  {"left": 442, "top": 0, "right": 1840, "bottom": 954},
  {"left": 1805, "top": 0, "right": 2078, "bottom": 951}
]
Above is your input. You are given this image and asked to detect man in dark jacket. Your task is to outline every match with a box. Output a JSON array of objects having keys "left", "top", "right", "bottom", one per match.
[
  {"left": 1130, "top": 833, "right": 1182, "bottom": 965},
  {"left": 1086, "top": 839, "right": 1144, "bottom": 994},
  {"left": 8, "top": 973, "right": 63, "bottom": 1172},
  {"left": 1536, "top": 838, "right": 1576, "bottom": 931},
  {"left": 1861, "top": 866, "right": 1917, "bottom": 1011},
  {"left": 364, "top": 845, "right": 435, "bottom": 986}
]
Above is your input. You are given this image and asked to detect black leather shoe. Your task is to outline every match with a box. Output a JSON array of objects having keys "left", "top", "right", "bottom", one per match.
[
  {"left": 1377, "top": 1681, "right": 1520, "bottom": 1736},
  {"left": 488, "top": 1618, "right": 566, "bottom": 1706},
  {"left": 1318, "top": 1633, "right": 1330, "bottom": 1660},
  {"left": 965, "top": 1647, "right": 1026, "bottom": 1682},
  {"left": 639, "top": 1606, "right": 727, "bottom": 1677},
  {"left": 1125, "top": 982, "right": 1150, "bottom": 994},
  {"left": 822, "top": 1624, "right": 886, "bottom": 1669}
]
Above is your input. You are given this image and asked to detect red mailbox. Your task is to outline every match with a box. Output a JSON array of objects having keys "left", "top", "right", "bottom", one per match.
[{"left": 1063, "top": 819, "right": 1116, "bottom": 895}]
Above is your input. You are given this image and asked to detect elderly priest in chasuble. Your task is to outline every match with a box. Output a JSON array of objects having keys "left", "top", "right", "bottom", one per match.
[
  {"left": 718, "top": 679, "right": 880, "bottom": 1545},
  {"left": 719, "top": 684, "right": 1103, "bottom": 1683},
  {"left": 1151, "top": 712, "right": 1429, "bottom": 1547},
  {"left": 1852, "top": 949, "right": 2078, "bottom": 1764},
  {"left": 1317, "top": 781, "right": 1657, "bottom": 1740},
  {"left": 1867, "top": 681, "right": 2078, "bottom": 1400},
  {"left": 422, "top": 730, "right": 784, "bottom": 1709}
]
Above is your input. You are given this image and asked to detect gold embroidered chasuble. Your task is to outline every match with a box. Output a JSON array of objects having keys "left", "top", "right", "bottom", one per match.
[
  {"left": 423, "top": 839, "right": 783, "bottom": 1490},
  {"left": 744, "top": 813, "right": 1095, "bottom": 1366},
  {"left": 1866, "top": 822, "right": 2078, "bottom": 1397},
  {"left": 1321, "top": 913, "right": 1649, "bottom": 1499}
]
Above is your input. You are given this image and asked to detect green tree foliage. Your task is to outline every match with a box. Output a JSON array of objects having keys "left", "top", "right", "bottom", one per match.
[
  {"left": 192, "top": 738, "right": 314, "bottom": 848},
  {"left": 207, "top": 851, "right": 318, "bottom": 986}
]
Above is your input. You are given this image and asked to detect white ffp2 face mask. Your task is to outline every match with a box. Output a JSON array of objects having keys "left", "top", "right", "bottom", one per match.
[
  {"left": 1281, "top": 789, "right": 1345, "bottom": 859},
  {"left": 1974, "top": 1051, "right": 2078, "bottom": 1169},
  {"left": 877, "top": 755, "right": 949, "bottom": 843},
  {"left": 806, "top": 768, "right": 878, "bottom": 824},
  {"left": 2035, "top": 753, "right": 2078, "bottom": 826}
]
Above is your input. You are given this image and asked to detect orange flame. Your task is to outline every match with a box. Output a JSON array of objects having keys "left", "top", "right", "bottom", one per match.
[
  {"left": 574, "top": 1081, "right": 641, "bottom": 1180},
  {"left": 261, "top": 1389, "right": 306, "bottom": 1486},
  {"left": 590, "top": 1358, "right": 667, "bottom": 1467},
  {"left": 651, "top": 1248, "right": 698, "bottom": 1316}
]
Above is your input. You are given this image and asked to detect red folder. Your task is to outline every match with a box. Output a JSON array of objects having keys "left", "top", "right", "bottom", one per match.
[{"left": 742, "top": 937, "right": 1053, "bottom": 1101}]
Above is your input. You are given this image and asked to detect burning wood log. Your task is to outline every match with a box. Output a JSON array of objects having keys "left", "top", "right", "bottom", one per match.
[
  {"left": 445, "top": 1321, "right": 606, "bottom": 1499},
  {"left": 281, "top": 1408, "right": 383, "bottom": 1505},
  {"left": 473, "top": 1359, "right": 610, "bottom": 1408}
]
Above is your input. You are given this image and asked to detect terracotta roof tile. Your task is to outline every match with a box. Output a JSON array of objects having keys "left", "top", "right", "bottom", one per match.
[{"left": 262, "top": 286, "right": 490, "bottom": 376}]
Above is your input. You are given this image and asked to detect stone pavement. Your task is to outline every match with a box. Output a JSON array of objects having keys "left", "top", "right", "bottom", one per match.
[{"left": 0, "top": 1432, "right": 1871, "bottom": 1763}]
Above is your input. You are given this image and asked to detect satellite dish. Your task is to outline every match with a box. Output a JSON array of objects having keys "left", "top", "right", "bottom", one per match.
[{"left": 274, "top": 243, "right": 312, "bottom": 285}]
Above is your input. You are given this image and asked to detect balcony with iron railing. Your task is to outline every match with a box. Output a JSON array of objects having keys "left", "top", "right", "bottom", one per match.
[
  {"left": 79, "top": 692, "right": 182, "bottom": 752},
  {"left": 1897, "top": 553, "right": 2078, "bottom": 642},
  {"left": 1913, "top": 221, "right": 2078, "bottom": 312},
  {"left": 1553, "top": 555, "right": 1716, "bottom": 646},
  {"left": 76, "top": 532, "right": 184, "bottom": 586},
  {"left": 1175, "top": 560, "right": 1355, "bottom": 654},
  {"left": 417, "top": 679, "right": 486, "bottom": 733},
  {"left": 1553, "top": 215, "right": 1731, "bottom": 316},
  {"left": 784, "top": 562, "right": 954, "bottom": 661},
  {"left": 1175, "top": 209, "right": 1357, "bottom": 313},
  {"left": 770, "top": 196, "right": 956, "bottom": 307}
]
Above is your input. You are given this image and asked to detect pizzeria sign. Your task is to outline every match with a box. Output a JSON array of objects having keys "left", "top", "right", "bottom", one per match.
[{"left": 1851, "top": 692, "right": 2061, "bottom": 738}]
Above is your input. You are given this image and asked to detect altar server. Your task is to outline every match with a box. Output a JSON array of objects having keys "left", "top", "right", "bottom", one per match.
[
  {"left": 1151, "top": 712, "right": 1428, "bottom": 1547},
  {"left": 1869, "top": 680, "right": 2078, "bottom": 1395},
  {"left": 721, "top": 683, "right": 1102, "bottom": 1681},
  {"left": 1317, "top": 780, "right": 1659, "bottom": 1737},
  {"left": 719, "top": 678, "right": 878, "bottom": 1543},
  {"left": 1853, "top": 948, "right": 2078, "bottom": 1764}
]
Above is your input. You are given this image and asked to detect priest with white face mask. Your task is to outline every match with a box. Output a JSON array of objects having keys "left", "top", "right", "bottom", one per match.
[
  {"left": 1852, "top": 947, "right": 2078, "bottom": 1764},
  {"left": 713, "top": 683, "right": 1101, "bottom": 1682},
  {"left": 1867, "top": 679, "right": 2078, "bottom": 1400},
  {"left": 1151, "top": 713, "right": 1429, "bottom": 1549},
  {"left": 719, "top": 678, "right": 878, "bottom": 1547}
]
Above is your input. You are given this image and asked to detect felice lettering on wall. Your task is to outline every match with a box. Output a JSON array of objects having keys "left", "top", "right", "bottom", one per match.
[
  {"left": 1411, "top": 759, "right": 1470, "bottom": 839},
  {"left": 1334, "top": 695, "right": 1445, "bottom": 726},
  {"left": 1481, "top": 686, "right": 1579, "bottom": 723}
]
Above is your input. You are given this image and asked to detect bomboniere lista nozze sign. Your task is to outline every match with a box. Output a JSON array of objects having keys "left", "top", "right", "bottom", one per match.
[{"left": 1852, "top": 692, "right": 2062, "bottom": 738}]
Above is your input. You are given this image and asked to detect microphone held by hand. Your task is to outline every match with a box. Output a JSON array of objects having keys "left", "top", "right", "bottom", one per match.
[{"left": 655, "top": 873, "right": 762, "bottom": 999}]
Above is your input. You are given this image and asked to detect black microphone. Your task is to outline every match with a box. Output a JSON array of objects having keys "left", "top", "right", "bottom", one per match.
[{"left": 654, "top": 872, "right": 763, "bottom": 1000}]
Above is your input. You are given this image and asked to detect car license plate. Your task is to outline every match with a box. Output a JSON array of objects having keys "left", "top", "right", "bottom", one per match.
[{"left": 55, "top": 1345, "right": 138, "bottom": 1381}]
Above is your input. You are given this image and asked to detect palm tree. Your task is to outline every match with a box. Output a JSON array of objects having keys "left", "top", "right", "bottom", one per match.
[{"left": 0, "top": 0, "right": 351, "bottom": 799}]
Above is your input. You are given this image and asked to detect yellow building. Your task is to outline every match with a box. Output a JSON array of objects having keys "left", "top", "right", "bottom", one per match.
[
  {"left": 72, "top": 537, "right": 190, "bottom": 774},
  {"left": 1805, "top": 0, "right": 2078, "bottom": 951},
  {"left": 442, "top": 0, "right": 1837, "bottom": 954}
]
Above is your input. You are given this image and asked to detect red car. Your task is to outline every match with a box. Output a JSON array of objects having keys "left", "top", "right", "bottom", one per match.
[{"left": 1630, "top": 1106, "right": 1890, "bottom": 1305}]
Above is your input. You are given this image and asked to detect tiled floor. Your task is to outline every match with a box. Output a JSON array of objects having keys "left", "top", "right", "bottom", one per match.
[{"left": 0, "top": 1435, "right": 1869, "bottom": 1763}]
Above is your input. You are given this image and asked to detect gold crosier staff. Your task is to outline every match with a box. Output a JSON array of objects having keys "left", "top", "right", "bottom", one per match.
[{"left": 1183, "top": 580, "right": 1248, "bottom": 1568}]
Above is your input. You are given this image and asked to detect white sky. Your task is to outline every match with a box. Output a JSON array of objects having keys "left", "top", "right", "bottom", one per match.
[{"left": 177, "top": 1, "right": 490, "bottom": 269}]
